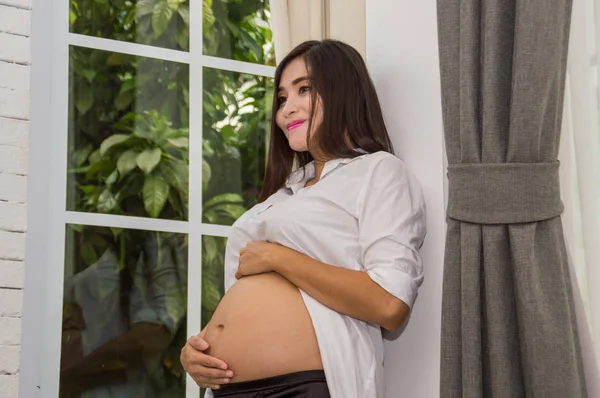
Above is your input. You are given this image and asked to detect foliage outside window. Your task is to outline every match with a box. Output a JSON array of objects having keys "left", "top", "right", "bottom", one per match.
[{"left": 62, "top": 0, "right": 274, "bottom": 396}]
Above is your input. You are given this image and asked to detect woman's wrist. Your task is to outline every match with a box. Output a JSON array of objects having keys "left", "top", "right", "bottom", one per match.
[{"left": 269, "top": 244, "right": 291, "bottom": 274}]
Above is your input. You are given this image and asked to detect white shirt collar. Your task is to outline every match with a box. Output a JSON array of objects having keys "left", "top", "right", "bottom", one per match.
[{"left": 285, "top": 149, "right": 370, "bottom": 194}]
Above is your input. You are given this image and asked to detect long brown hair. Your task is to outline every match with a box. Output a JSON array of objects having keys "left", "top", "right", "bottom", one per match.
[{"left": 258, "top": 40, "right": 394, "bottom": 202}]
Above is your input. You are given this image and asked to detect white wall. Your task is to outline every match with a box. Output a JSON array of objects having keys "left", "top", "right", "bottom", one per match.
[
  {"left": 367, "top": 1, "right": 446, "bottom": 397},
  {"left": 0, "top": 1, "right": 31, "bottom": 397}
]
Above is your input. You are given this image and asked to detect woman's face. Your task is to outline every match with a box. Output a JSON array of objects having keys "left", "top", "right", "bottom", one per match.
[{"left": 275, "top": 57, "right": 323, "bottom": 152}]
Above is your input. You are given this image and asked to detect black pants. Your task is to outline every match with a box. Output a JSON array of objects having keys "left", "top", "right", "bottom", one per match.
[{"left": 212, "top": 370, "right": 330, "bottom": 398}]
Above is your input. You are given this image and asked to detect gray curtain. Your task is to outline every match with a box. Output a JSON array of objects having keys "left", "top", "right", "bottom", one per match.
[{"left": 437, "top": 1, "right": 588, "bottom": 397}]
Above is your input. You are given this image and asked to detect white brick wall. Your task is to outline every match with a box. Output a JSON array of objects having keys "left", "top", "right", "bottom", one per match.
[{"left": 0, "top": 2, "right": 30, "bottom": 397}]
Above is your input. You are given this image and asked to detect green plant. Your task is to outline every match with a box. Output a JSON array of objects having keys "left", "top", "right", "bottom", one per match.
[
  {"left": 70, "top": 0, "right": 190, "bottom": 51},
  {"left": 63, "top": 0, "right": 274, "bottom": 395},
  {"left": 70, "top": 110, "right": 190, "bottom": 219}
]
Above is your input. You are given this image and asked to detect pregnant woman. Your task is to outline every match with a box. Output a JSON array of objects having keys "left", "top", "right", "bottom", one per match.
[{"left": 181, "top": 39, "right": 427, "bottom": 398}]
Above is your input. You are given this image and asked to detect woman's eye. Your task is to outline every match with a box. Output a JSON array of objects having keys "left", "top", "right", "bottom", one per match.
[
  {"left": 277, "top": 96, "right": 287, "bottom": 106},
  {"left": 299, "top": 85, "right": 311, "bottom": 94}
]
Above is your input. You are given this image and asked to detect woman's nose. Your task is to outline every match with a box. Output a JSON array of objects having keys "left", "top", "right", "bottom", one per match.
[{"left": 283, "top": 99, "right": 298, "bottom": 117}]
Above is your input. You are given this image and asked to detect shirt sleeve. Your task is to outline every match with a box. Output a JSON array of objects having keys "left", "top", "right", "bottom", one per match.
[
  {"left": 357, "top": 153, "right": 427, "bottom": 308},
  {"left": 223, "top": 199, "right": 275, "bottom": 292},
  {"left": 223, "top": 226, "right": 247, "bottom": 293}
]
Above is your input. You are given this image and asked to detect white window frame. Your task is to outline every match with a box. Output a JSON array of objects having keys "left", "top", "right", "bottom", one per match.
[{"left": 20, "top": 1, "right": 275, "bottom": 396}]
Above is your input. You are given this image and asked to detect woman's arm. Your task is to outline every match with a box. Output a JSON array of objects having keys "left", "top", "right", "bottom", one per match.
[
  {"left": 236, "top": 241, "right": 409, "bottom": 331},
  {"left": 272, "top": 248, "right": 410, "bottom": 331}
]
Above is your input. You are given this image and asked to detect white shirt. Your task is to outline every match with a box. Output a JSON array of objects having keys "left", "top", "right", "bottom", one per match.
[{"left": 205, "top": 151, "right": 427, "bottom": 398}]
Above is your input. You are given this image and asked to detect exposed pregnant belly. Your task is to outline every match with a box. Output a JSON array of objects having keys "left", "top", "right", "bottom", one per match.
[{"left": 203, "top": 272, "right": 323, "bottom": 383}]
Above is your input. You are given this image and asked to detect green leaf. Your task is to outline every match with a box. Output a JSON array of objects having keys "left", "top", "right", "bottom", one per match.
[
  {"left": 68, "top": 165, "right": 90, "bottom": 174},
  {"left": 105, "top": 169, "right": 118, "bottom": 186},
  {"left": 220, "top": 125, "right": 235, "bottom": 141},
  {"left": 106, "top": 52, "right": 133, "bottom": 66},
  {"left": 143, "top": 175, "right": 170, "bottom": 218},
  {"left": 85, "top": 159, "right": 112, "bottom": 179},
  {"left": 97, "top": 189, "right": 117, "bottom": 213},
  {"left": 203, "top": 235, "right": 218, "bottom": 262},
  {"left": 73, "top": 144, "right": 92, "bottom": 167},
  {"left": 135, "top": 0, "right": 156, "bottom": 20},
  {"left": 152, "top": 0, "right": 174, "bottom": 38},
  {"left": 79, "top": 185, "right": 97, "bottom": 196},
  {"left": 123, "top": 8, "right": 136, "bottom": 27},
  {"left": 177, "top": 25, "right": 189, "bottom": 50},
  {"left": 202, "top": 0, "right": 215, "bottom": 31},
  {"left": 81, "top": 69, "right": 97, "bottom": 83},
  {"left": 81, "top": 242, "right": 97, "bottom": 266},
  {"left": 114, "top": 90, "right": 133, "bottom": 110},
  {"left": 76, "top": 81, "right": 93, "bottom": 115},
  {"left": 116, "top": 173, "right": 144, "bottom": 201},
  {"left": 100, "top": 134, "right": 130, "bottom": 156},
  {"left": 137, "top": 13, "right": 152, "bottom": 36},
  {"left": 202, "top": 140, "right": 215, "bottom": 157},
  {"left": 110, "top": 227, "right": 123, "bottom": 239},
  {"left": 202, "top": 158, "right": 211, "bottom": 190},
  {"left": 137, "top": 148, "right": 162, "bottom": 174},
  {"left": 159, "top": 160, "right": 188, "bottom": 196},
  {"left": 68, "top": 224, "right": 85, "bottom": 234},
  {"left": 167, "top": 0, "right": 181, "bottom": 10},
  {"left": 167, "top": 137, "right": 188, "bottom": 148},
  {"left": 119, "top": 78, "right": 136, "bottom": 94},
  {"left": 201, "top": 282, "right": 222, "bottom": 313},
  {"left": 163, "top": 126, "right": 187, "bottom": 140},
  {"left": 69, "top": 8, "right": 77, "bottom": 25},
  {"left": 89, "top": 149, "right": 101, "bottom": 164},
  {"left": 177, "top": 3, "right": 189, "bottom": 24},
  {"left": 204, "top": 193, "right": 243, "bottom": 209},
  {"left": 112, "top": 112, "right": 138, "bottom": 132},
  {"left": 117, "top": 150, "right": 139, "bottom": 176},
  {"left": 214, "top": 203, "right": 246, "bottom": 220},
  {"left": 167, "top": 189, "right": 184, "bottom": 215},
  {"left": 166, "top": 285, "right": 186, "bottom": 324}
]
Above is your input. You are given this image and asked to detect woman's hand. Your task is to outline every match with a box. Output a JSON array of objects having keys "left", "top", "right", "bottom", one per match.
[
  {"left": 236, "top": 241, "right": 286, "bottom": 279},
  {"left": 180, "top": 335, "right": 233, "bottom": 390}
]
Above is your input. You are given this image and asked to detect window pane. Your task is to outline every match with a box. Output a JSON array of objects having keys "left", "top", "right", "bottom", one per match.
[
  {"left": 69, "top": 0, "right": 190, "bottom": 51},
  {"left": 198, "top": 234, "right": 226, "bottom": 398},
  {"left": 201, "top": 235, "right": 226, "bottom": 329},
  {"left": 202, "top": 67, "right": 273, "bottom": 226},
  {"left": 67, "top": 46, "right": 189, "bottom": 221},
  {"left": 60, "top": 225, "right": 188, "bottom": 397},
  {"left": 203, "top": 0, "right": 275, "bottom": 66}
]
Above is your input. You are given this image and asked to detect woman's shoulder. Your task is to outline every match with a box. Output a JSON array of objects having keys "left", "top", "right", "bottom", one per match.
[
  {"left": 359, "top": 151, "right": 425, "bottom": 203},
  {"left": 353, "top": 151, "right": 410, "bottom": 179},
  {"left": 368, "top": 150, "right": 404, "bottom": 165}
]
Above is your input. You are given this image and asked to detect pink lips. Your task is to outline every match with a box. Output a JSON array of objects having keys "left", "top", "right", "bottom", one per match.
[{"left": 287, "top": 120, "right": 305, "bottom": 131}]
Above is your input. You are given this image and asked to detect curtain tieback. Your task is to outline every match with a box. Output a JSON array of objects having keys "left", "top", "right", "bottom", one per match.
[{"left": 447, "top": 161, "right": 563, "bottom": 224}]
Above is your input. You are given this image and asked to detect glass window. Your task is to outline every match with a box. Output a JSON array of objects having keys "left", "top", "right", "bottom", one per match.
[
  {"left": 203, "top": 0, "right": 275, "bottom": 65},
  {"left": 67, "top": 46, "right": 190, "bottom": 221},
  {"left": 53, "top": 0, "right": 274, "bottom": 396},
  {"left": 202, "top": 67, "right": 273, "bottom": 226},
  {"left": 70, "top": 0, "right": 190, "bottom": 51},
  {"left": 201, "top": 235, "right": 226, "bottom": 329},
  {"left": 60, "top": 225, "right": 188, "bottom": 397}
]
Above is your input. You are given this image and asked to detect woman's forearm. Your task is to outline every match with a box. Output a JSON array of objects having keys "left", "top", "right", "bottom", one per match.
[{"left": 272, "top": 249, "right": 409, "bottom": 331}]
